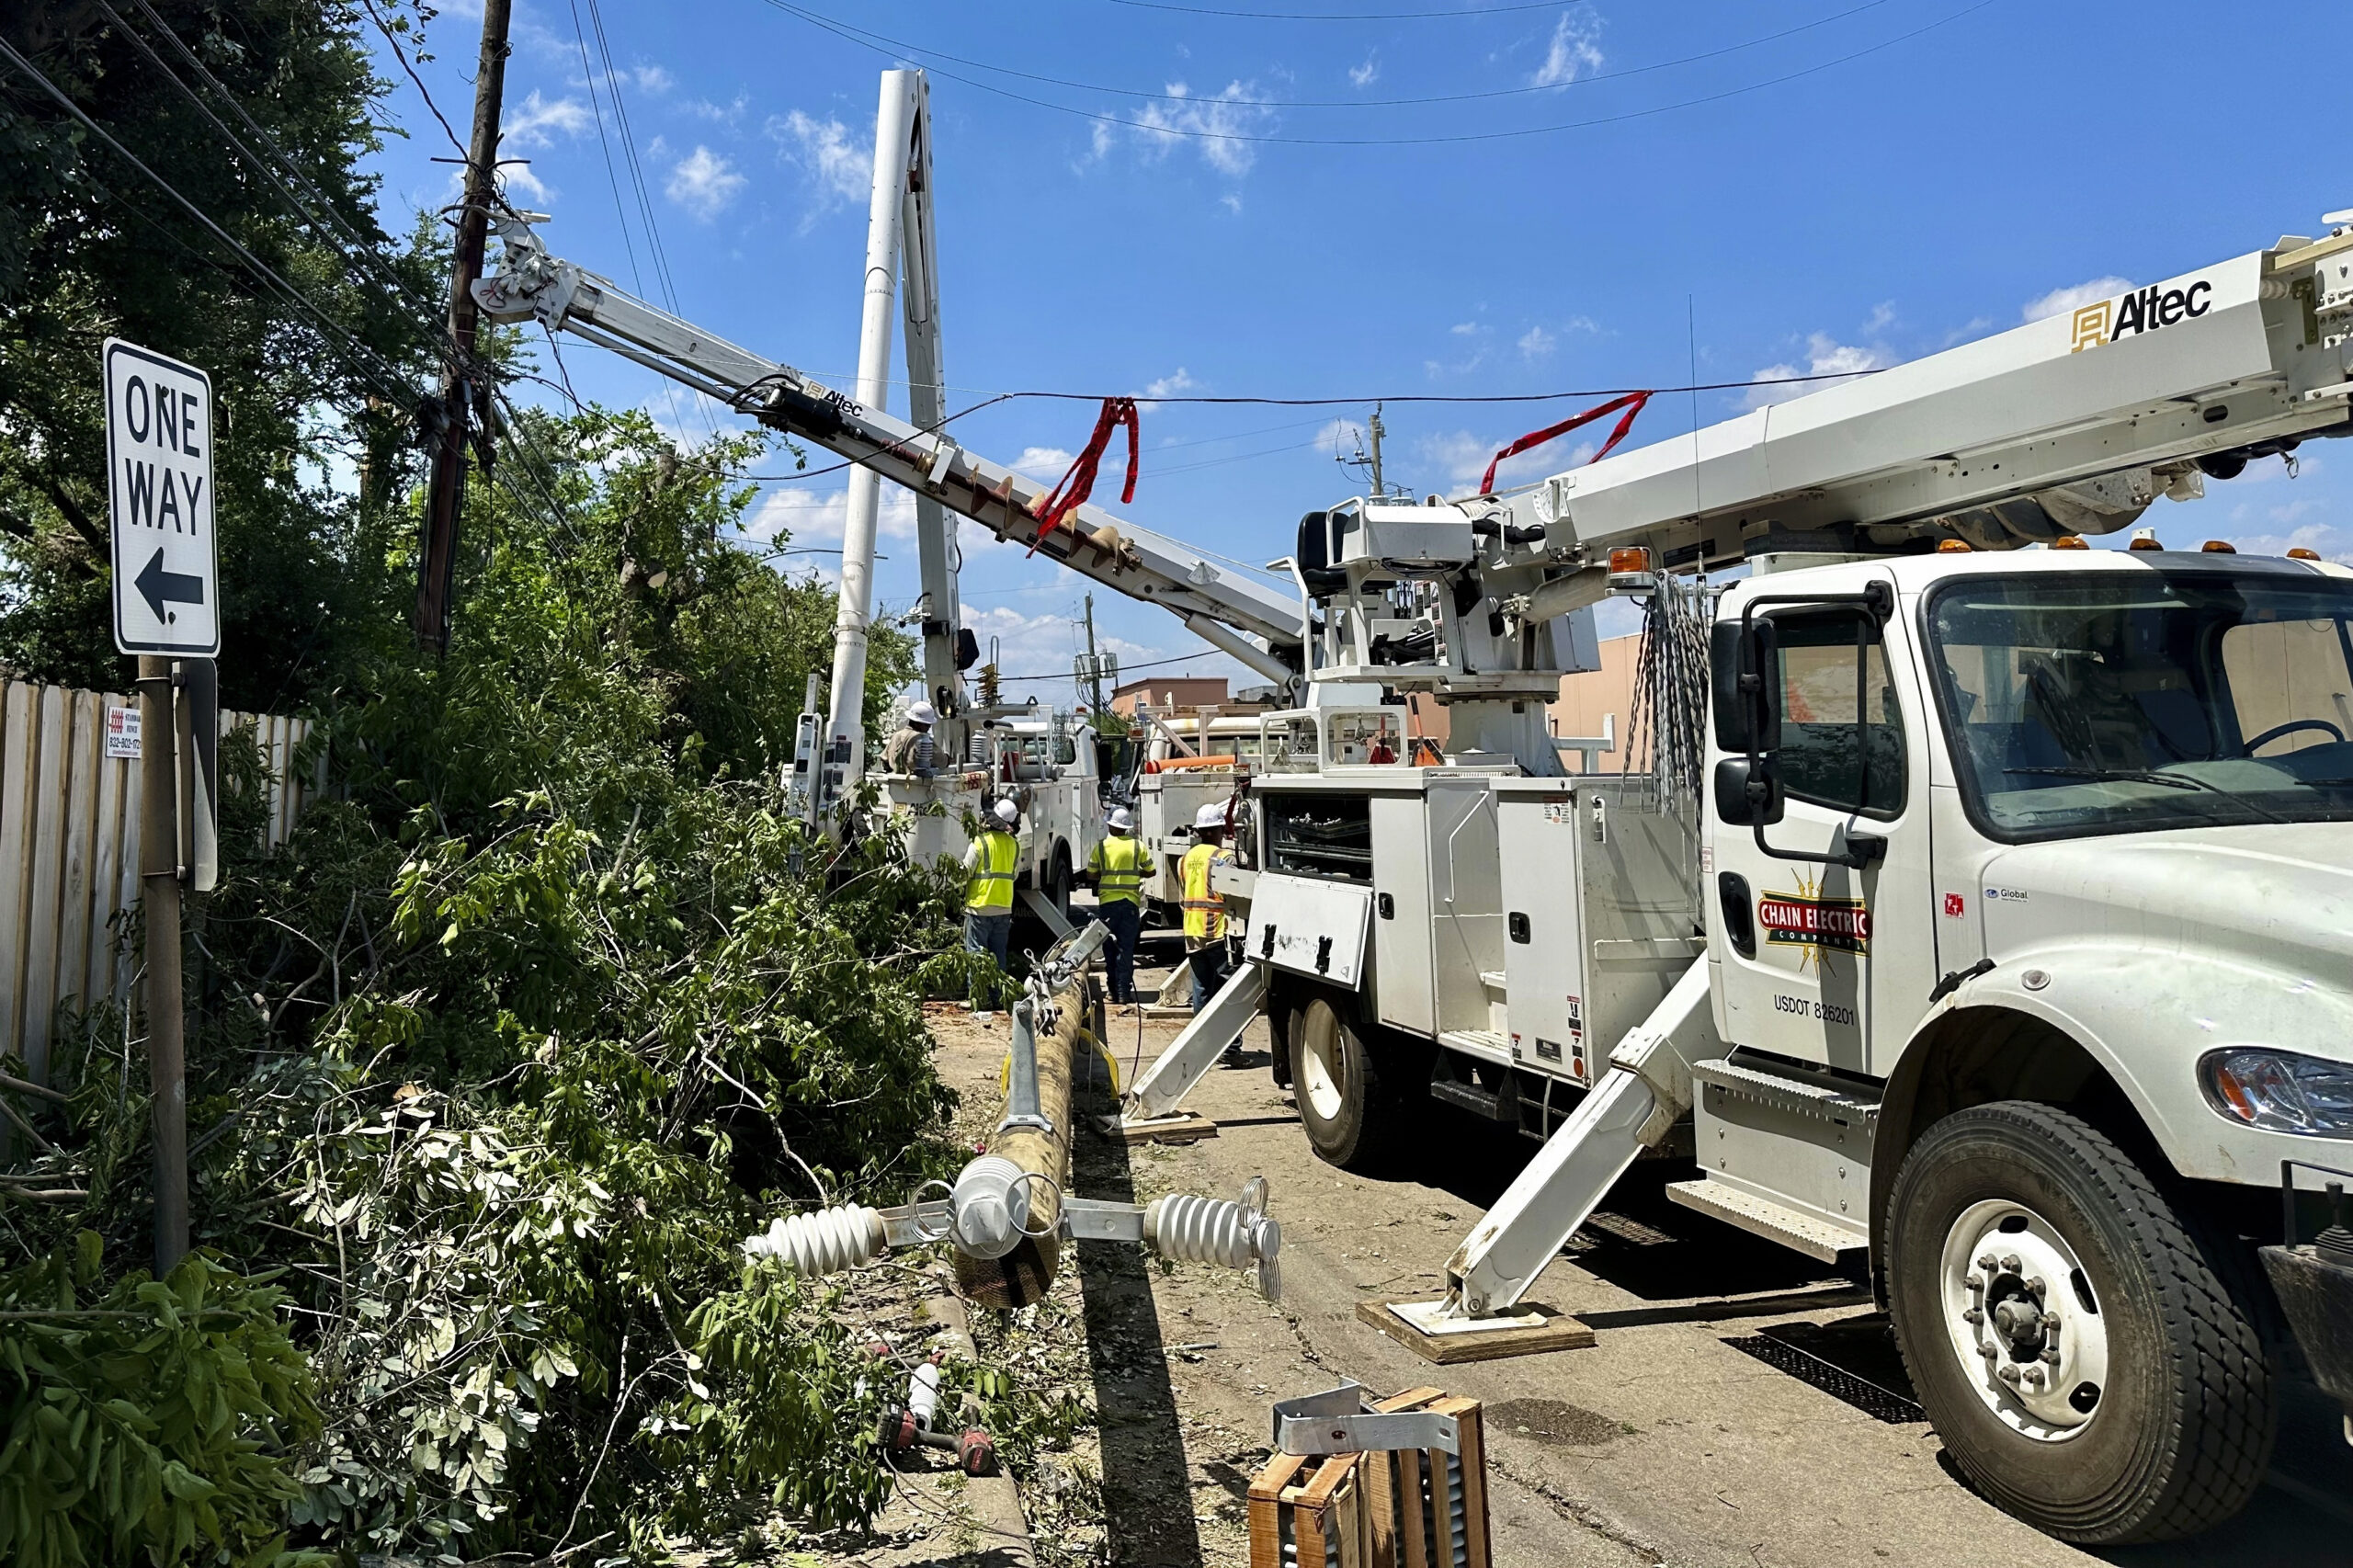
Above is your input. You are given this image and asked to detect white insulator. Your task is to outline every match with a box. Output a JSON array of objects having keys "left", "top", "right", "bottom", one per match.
[
  {"left": 907, "top": 1359, "right": 942, "bottom": 1433},
  {"left": 744, "top": 1204, "right": 886, "bottom": 1275},
  {"left": 1145, "top": 1194, "right": 1252, "bottom": 1268}
]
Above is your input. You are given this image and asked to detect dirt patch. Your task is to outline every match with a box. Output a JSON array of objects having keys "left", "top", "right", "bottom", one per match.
[{"left": 1485, "top": 1398, "right": 1627, "bottom": 1449}]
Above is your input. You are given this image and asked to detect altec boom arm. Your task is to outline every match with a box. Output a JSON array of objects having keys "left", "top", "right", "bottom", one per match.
[
  {"left": 1505, "top": 230, "right": 2353, "bottom": 572},
  {"left": 471, "top": 218, "right": 1308, "bottom": 675}
]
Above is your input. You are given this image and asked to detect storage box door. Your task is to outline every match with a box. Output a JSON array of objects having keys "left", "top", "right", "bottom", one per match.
[
  {"left": 1498, "top": 790, "right": 1587, "bottom": 1082},
  {"left": 1370, "top": 793, "right": 1434, "bottom": 1037}
]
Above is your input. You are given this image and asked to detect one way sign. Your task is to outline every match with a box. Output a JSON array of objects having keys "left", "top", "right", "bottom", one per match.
[{"left": 105, "top": 338, "right": 220, "bottom": 656}]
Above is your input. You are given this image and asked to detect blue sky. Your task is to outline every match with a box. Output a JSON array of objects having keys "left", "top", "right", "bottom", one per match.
[{"left": 365, "top": 0, "right": 2353, "bottom": 699}]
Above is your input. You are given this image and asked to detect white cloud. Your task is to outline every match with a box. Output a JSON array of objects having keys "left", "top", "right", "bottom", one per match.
[
  {"left": 1419, "top": 426, "right": 1598, "bottom": 496},
  {"left": 1862, "top": 301, "right": 1897, "bottom": 335},
  {"left": 2023, "top": 276, "right": 2131, "bottom": 324},
  {"left": 1518, "top": 324, "right": 1555, "bottom": 360},
  {"left": 1745, "top": 333, "right": 1890, "bottom": 408},
  {"left": 1349, "top": 54, "right": 1380, "bottom": 88},
  {"left": 1532, "top": 12, "right": 1605, "bottom": 86},
  {"left": 1013, "top": 446, "right": 1076, "bottom": 483},
  {"left": 634, "top": 64, "right": 675, "bottom": 94},
  {"left": 767, "top": 109, "right": 868, "bottom": 227},
  {"left": 665, "top": 144, "right": 745, "bottom": 220},
  {"left": 1449, "top": 322, "right": 1481, "bottom": 336},
  {"left": 1220, "top": 192, "right": 1243, "bottom": 215},
  {"left": 494, "top": 162, "right": 553, "bottom": 205},
  {"left": 1097, "top": 81, "right": 1276, "bottom": 180},
  {"left": 1140, "top": 368, "right": 1198, "bottom": 411},
  {"left": 505, "top": 89, "right": 591, "bottom": 148},
  {"left": 688, "top": 93, "right": 750, "bottom": 125}
]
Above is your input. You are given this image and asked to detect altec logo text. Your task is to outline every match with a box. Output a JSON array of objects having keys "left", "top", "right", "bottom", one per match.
[
  {"left": 2070, "top": 278, "right": 2214, "bottom": 353},
  {"left": 1757, "top": 893, "right": 1871, "bottom": 954}
]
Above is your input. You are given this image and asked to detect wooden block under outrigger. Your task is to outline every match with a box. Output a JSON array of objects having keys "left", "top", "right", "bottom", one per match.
[
  {"left": 1097, "top": 1108, "right": 1219, "bottom": 1144},
  {"left": 1356, "top": 1298, "right": 1596, "bottom": 1364}
]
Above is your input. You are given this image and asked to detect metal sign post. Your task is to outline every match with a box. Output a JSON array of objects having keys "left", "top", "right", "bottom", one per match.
[{"left": 104, "top": 337, "right": 217, "bottom": 1274}]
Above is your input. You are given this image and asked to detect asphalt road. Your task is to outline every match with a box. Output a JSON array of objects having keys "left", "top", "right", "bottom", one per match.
[{"left": 1027, "top": 924, "right": 2353, "bottom": 1568}]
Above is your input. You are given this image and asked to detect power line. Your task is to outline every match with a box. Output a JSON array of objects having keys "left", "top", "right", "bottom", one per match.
[
  {"left": 0, "top": 34, "right": 423, "bottom": 404},
  {"left": 567, "top": 0, "right": 648, "bottom": 298},
  {"left": 992, "top": 651, "right": 1217, "bottom": 682},
  {"left": 356, "top": 0, "right": 470, "bottom": 158},
  {"left": 759, "top": 0, "right": 2001, "bottom": 148},
  {"left": 774, "top": 0, "right": 1898, "bottom": 112},
  {"left": 104, "top": 0, "right": 452, "bottom": 341}
]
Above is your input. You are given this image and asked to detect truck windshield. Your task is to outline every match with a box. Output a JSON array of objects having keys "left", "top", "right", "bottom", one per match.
[{"left": 1926, "top": 570, "right": 2353, "bottom": 841}]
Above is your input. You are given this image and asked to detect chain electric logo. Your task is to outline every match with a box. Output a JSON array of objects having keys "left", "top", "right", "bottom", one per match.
[
  {"left": 1758, "top": 878, "right": 1871, "bottom": 963},
  {"left": 2069, "top": 278, "right": 2214, "bottom": 354}
]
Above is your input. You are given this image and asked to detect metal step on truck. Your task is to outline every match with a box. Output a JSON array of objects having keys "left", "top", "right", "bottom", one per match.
[{"left": 1124, "top": 218, "right": 2353, "bottom": 1546}]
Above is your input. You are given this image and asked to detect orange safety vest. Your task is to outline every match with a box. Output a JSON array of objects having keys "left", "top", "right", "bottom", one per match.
[{"left": 1179, "top": 841, "right": 1228, "bottom": 941}]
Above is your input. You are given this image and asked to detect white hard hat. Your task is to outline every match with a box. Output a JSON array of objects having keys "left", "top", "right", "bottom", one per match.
[
  {"left": 1108, "top": 806, "right": 1134, "bottom": 832},
  {"left": 994, "top": 799, "right": 1019, "bottom": 826},
  {"left": 906, "top": 699, "right": 938, "bottom": 726},
  {"left": 1194, "top": 802, "right": 1230, "bottom": 832}
]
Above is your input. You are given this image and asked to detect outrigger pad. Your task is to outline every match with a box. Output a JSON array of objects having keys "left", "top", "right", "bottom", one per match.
[{"left": 1356, "top": 1299, "right": 1596, "bottom": 1364}]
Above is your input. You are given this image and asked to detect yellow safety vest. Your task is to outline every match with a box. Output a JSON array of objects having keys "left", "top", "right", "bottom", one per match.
[
  {"left": 966, "top": 830, "right": 1017, "bottom": 913},
  {"left": 1091, "top": 834, "right": 1144, "bottom": 905},
  {"left": 1179, "top": 841, "right": 1228, "bottom": 941}
]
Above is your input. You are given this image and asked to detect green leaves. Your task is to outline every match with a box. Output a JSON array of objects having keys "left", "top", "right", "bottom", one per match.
[{"left": 0, "top": 1239, "right": 323, "bottom": 1568}]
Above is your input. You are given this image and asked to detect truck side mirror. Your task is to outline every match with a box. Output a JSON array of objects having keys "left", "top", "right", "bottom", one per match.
[
  {"left": 1713, "top": 756, "right": 1786, "bottom": 826},
  {"left": 954, "top": 628, "right": 981, "bottom": 672},
  {"left": 1709, "top": 617, "right": 1781, "bottom": 754}
]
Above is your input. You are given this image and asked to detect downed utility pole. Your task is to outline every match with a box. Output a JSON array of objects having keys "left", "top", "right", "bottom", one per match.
[
  {"left": 746, "top": 922, "right": 1281, "bottom": 1303},
  {"left": 415, "top": 0, "right": 513, "bottom": 652}
]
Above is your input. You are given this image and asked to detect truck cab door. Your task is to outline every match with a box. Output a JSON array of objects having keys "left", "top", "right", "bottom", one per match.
[{"left": 1706, "top": 591, "right": 1934, "bottom": 1075}]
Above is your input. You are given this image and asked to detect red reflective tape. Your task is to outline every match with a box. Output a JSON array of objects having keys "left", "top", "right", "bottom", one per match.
[
  {"left": 1029, "top": 396, "right": 1142, "bottom": 553},
  {"left": 1477, "top": 391, "right": 1651, "bottom": 497}
]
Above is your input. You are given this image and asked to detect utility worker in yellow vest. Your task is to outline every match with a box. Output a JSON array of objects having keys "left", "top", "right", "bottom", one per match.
[
  {"left": 1086, "top": 806, "right": 1145, "bottom": 1004},
  {"left": 1180, "top": 802, "right": 1236, "bottom": 1017},
  {"left": 963, "top": 798, "right": 1020, "bottom": 1016}
]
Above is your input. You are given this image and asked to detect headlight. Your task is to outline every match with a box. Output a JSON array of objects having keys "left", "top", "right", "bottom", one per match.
[{"left": 2200, "top": 1048, "right": 2353, "bottom": 1137}]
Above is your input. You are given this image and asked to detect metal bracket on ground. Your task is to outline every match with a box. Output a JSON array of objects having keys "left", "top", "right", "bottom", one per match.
[{"left": 1271, "top": 1381, "right": 1460, "bottom": 1457}]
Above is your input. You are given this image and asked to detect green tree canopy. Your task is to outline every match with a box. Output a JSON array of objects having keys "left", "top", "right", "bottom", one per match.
[{"left": 0, "top": 0, "right": 441, "bottom": 703}]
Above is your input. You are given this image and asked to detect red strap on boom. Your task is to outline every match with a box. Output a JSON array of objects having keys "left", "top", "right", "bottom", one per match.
[
  {"left": 1478, "top": 391, "right": 1651, "bottom": 497},
  {"left": 1029, "top": 396, "right": 1141, "bottom": 552}
]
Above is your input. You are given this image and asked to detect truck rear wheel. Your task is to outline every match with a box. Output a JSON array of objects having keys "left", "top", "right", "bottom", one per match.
[
  {"left": 1884, "top": 1101, "right": 2272, "bottom": 1544},
  {"left": 1290, "top": 997, "right": 1406, "bottom": 1173}
]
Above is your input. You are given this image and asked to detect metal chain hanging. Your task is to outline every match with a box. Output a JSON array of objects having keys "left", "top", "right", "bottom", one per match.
[{"left": 1625, "top": 572, "right": 1712, "bottom": 803}]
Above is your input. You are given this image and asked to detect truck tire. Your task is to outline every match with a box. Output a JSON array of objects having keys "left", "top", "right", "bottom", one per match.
[
  {"left": 1046, "top": 845, "right": 1073, "bottom": 921},
  {"left": 1883, "top": 1101, "right": 2273, "bottom": 1544},
  {"left": 1290, "top": 996, "right": 1407, "bottom": 1173}
]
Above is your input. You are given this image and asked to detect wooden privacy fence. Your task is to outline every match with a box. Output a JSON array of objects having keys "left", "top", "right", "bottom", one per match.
[{"left": 0, "top": 677, "right": 318, "bottom": 1085}]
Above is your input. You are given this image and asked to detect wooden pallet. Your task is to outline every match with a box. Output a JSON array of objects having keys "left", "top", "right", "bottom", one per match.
[{"left": 1248, "top": 1391, "right": 1491, "bottom": 1568}]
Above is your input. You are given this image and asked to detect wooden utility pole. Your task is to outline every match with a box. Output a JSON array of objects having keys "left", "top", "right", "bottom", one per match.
[
  {"left": 136, "top": 657, "right": 187, "bottom": 1273},
  {"left": 1082, "top": 594, "right": 1105, "bottom": 713},
  {"left": 415, "top": 0, "right": 514, "bottom": 651}
]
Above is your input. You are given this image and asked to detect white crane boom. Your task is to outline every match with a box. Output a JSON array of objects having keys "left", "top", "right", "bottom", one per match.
[
  {"left": 1506, "top": 232, "right": 2353, "bottom": 572},
  {"left": 471, "top": 217, "right": 1309, "bottom": 675}
]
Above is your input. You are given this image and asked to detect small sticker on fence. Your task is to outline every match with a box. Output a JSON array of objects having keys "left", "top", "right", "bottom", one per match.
[{"left": 105, "top": 704, "right": 141, "bottom": 759}]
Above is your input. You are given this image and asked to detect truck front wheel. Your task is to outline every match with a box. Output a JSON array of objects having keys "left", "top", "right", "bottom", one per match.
[
  {"left": 1290, "top": 997, "right": 1408, "bottom": 1173},
  {"left": 1884, "top": 1101, "right": 2272, "bottom": 1544}
]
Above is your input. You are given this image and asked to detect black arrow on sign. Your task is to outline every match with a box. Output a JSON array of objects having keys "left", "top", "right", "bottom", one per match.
[{"left": 134, "top": 547, "right": 205, "bottom": 622}]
